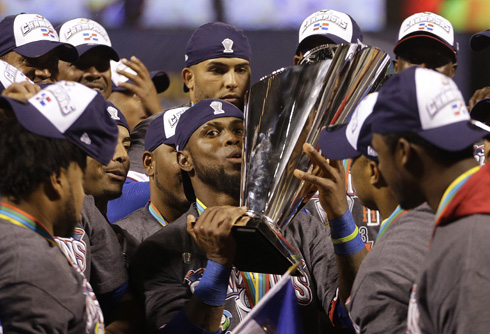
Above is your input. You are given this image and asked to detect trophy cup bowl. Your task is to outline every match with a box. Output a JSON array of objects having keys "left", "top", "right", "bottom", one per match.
[{"left": 232, "top": 44, "right": 390, "bottom": 275}]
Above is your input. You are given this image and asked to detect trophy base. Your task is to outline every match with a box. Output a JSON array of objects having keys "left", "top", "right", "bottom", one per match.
[{"left": 232, "top": 217, "right": 301, "bottom": 276}]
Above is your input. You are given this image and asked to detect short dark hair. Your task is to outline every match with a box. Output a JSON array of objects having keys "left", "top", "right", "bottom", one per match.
[
  {"left": 381, "top": 132, "right": 474, "bottom": 165},
  {"left": 0, "top": 116, "right": 87, "bottom": 199}
]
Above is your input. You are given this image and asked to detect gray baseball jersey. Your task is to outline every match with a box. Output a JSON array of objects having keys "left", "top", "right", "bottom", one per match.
[
  {"left": 56, "top": 195, "right": 128, "bottom": 295},
  {"left": 130, "top": 205, "right": 339, "bottom": 333},
  {"left": 347, "top": 203, "right": 434, "bottom": 333},
  {"left": 115, "top": 202, "right": 161, "bottom": 244},
  {"left": 407, "top": 214, "right": 490, "bottom": 334},
  {"left": 0, "top": 218, "right": 104, "bottom": 333},
  {"left": 304, "top": 162, "right": 380, "bottom": 251}
]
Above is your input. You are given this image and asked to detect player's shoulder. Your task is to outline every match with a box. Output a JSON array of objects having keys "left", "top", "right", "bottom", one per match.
[{"left": 115, "top": 203, "right": 150, "bottom": 228}]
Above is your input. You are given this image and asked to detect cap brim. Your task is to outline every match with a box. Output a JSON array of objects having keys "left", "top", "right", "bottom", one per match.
[
  {"left": 418, "top": 121, "right": 489, "bottom": 151},
  {"left": 296, "top": 35, "right": 338, "bottom": 54},
  {"left": 319, "top": 125, "right": 361, "bottom": 160},
  {"left": 471, "top": 98, "right": 490, "bottom": 123},
  {"left": 150, "top": 70, "right": 170, "bottom": 93},
  {"left": 470, "top": 30, "right": 490, "bottom": 52},
  {"left": 76, "top": 44, "right": 119, "bottom": 61},
  {"left": 394, "top": 33, "right": 457, "bottom": 60},
  {"left": 15, "top": 41, "right": 78, "bottom": 62}
]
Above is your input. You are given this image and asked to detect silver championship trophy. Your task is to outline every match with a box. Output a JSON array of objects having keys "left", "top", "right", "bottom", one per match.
[{"left": 232, "top": 44, "right": 390, "bottom": 275}]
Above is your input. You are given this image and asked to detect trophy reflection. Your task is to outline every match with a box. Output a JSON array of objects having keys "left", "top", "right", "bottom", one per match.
[{"left": 232, "top": 44, "right": 390, "bottom": 275}]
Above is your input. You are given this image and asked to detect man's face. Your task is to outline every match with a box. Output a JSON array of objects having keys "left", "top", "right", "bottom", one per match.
[
  {"left": 108, "top": 91, "right": 146, "bottom": 131},
  {"left": 393, "top": 39, "right": 457, "bottom": 78},
  {"left": 184, "top": 57, "right": 251, "bottom": 110},
  {"left": 83, "top": 125, "right": 130, "bottom": 201},
  {"left": 185, "top": 117, "right": 244, "bottom": 199},
  {"left": 58, "top": 48, "right": 112, "bottom": 98},
  {"left": 350, "top": 155, "right": 375, "bottom": 209},
  {"left": 150, "top": 144, "right": 189, "bottom": 211},
  {"left": 2, "top": 49, "right": 60, "bottom": 83},
  {"left": 371, "top": 133, "right": 424, "bottom": 209},
  {"left": 53, "top": 162, "right": 86, "bottom": 237}
]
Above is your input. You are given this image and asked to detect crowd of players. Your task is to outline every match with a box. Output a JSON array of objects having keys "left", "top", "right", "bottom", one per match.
[{"left": 0, "top": 8, "right": 489, "bottom": 334}]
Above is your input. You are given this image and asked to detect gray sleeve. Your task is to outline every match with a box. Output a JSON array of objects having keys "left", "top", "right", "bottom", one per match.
[
  {"left": 436, "top": 270, "right": 490, "bottom": 334},
  {"left": 0, "top": 282, "right": 84, "bottom": 334},
  {"left": 307, "top": 216, "right": 339, "bottom": 315},
  {"left": 348, "top": 269, "right": 414, "bottom": 333},
  {"left": 130, "top": 232, "right": 193, "bottom": 332},
  {"left": 82, "top": 197, "right": 128, "bottom": 294}
]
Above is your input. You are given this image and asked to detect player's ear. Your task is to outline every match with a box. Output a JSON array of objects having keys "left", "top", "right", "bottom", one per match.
[
  {"left": 182, "top": 67, "right": 194, "bottom": 92},
  {"left": 369, "top": 160, "right": 387, "bottom": 188},
  {"left": 142, "top": 151, "right": 155, "bottom": 177},
  {"left": 293, "top": 55, "right": 302, "bottom": 65},
  {"left": 392, "top": 59, "right": 400, "bottom": 73},
  {"left": 449, "top": 62, "right": 458, "bottom": 78},
  {"left": 177, "top": 150, "right": 194, "bottom": 173},
  {"left": 45, "top": 169, "right": 65, "bottom": 201}
]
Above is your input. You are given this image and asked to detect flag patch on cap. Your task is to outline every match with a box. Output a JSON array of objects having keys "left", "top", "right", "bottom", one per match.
[
  {"left": 418, "top": 23, "right": 434, "bottom": 31},
  {"left": 40, "top": 28, "right": 55, "bottom": 38},
  {"left": 313, "top": 23, "right": 329, "bottom": 31}
]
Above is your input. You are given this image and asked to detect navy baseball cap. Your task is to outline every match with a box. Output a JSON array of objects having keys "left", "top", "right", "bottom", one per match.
[
  {"left": 175, "top": 99, "right": 244, "bottom": 202},
  {"left": 185, "top": 22, "right": 251, "bottom": 68},
  {"left": 471, "top": 98, "right": 490, "bottom": 124},
  {"left": 58, "top": 18, "right": 119, "bottom": 61},
  {"left": 0, "top": 81, "right": 118, "bottom": 165},
  {"left": 470, "top": 28, "right": 490, "bottom": 52},
  {"left": 110, "top": 60, "right": 170, "bottom": 94},
  {"left": 184, "top": 22, "right": 251, "bottom": 92},
  {"left": 320, "top": 92, "right": 379, "bottom": 161},
  {"left": 0, "top": 14, "right": 78, "bottom": 62},
  {"left": 0, "top": 59, "right": 33, "bottom": 91},
  {"left": 297, "top": 9, "right": 363, "bottom": 52},
  {"left": 371, "top": 67, "right": 489, "bottom": 151},
  {"left": 394, "top": 12, "right": 458, "bottom": 61},
  {"left": 106, "top": 102, "right": 130, "bottom": 133},
  {"left": 175, "top": 99, "right": 244, "bottom": 151},
  {"left": 145, "top": 106, "right": 188, "bottom": 151}
]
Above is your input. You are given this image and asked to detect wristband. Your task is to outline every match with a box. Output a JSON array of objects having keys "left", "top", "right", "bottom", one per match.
[
  {"left": 193, "top": 260, "right": 231, "bottom": 306},
  {"left": 329, "top": 210, "right": 365, "bottom": 256},
  {"left": 329, "top": 210, "right": 356, "bottom": 240}
]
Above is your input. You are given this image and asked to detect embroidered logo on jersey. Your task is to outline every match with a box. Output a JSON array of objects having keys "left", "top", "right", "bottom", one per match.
[
  {"left": 82, "top": 276, "right": 105, "bottom": 333},
  {"left": 184, "top": 262, "right": 313, "bottom": 321},
  {"left": 107, "top": 106, "right": 120, "bottom": 120},
  {"left": 473, "top": 143, "right": 485, "bottom": 166},
  {"left": 184, "top": 268, "right": 205, "bottom": 293},
  {"left": 407, "top": 284, "right": 421, "bottom": 334},
  {"left": 210, "top": 101, "right": 225, "bottom": 115},
  {"left": 222, "top": 38, "right": 234, "bottom": 53},
  {"left": 313, "top": 22, "right": 329, "bottom": 31},
  {"left": 220, "top": 309, "right": 232, "bottom": 332},
  {"left": 55, "top": 228, "right": 87, "bottom": 273}
]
